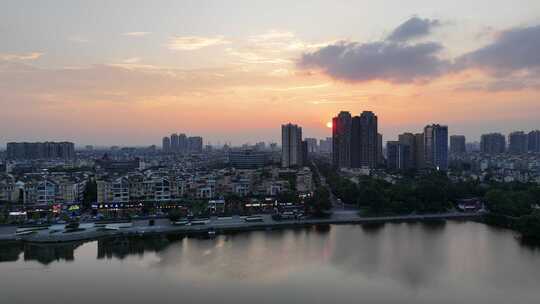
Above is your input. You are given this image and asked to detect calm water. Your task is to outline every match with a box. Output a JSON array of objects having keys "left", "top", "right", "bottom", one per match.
[{"left": 1, "top": 222, "right": 540, "bottom": 304}]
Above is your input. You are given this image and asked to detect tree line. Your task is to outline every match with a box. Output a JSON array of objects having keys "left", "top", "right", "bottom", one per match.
[{"left": 315, "top": 159, "right": 540, "bottom": 241}]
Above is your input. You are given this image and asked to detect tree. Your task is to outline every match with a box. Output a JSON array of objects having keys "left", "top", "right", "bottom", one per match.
[
  {"left": 82, "top": 179, "right": 97, "bottom": 210},
  {"left": 277, "top": 191, "right": 298, "bottom": 205},
  {"left": 307, "top": 187, "right": 331, "bottom": 217},
  {"left": 515, "top": 213, "right": 540, "bottom": 241},
  {"left": 168, "top": 209, "right": 183, "bottom": 222},
  {"left": 365, "top": 186, "right": 389, "bottom": 214},
  {"left": 485, "top": 189, "right": 532, "bottom": 217}
]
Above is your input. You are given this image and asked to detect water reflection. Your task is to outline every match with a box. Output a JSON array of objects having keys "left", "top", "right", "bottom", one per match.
[
  {"left": 1, "top": 222, "right": 540, "bottom": 304},
  {"left": 97, "top": 235, "right": 176, "bottom": 260},
  {"left": 0, "top": 242, "right": 23, "bottom": 262},
  {"left": 24, "top": 242, "right": 83, "bottom": 264},
  {"left": 0, "top": 241, "right": 83, "bottom": 265}
]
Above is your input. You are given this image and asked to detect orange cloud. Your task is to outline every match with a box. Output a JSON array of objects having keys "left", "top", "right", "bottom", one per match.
[{"left": 166, "top": 36, "right": 230, "bottom": 51}]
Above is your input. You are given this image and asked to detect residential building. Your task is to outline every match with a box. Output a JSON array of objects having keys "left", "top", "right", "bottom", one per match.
[
  {"left": 162, "top": 137, "right": 171, "bottom": 153},
  {"left": 529, "top": 130, "right": 540, "bottom": 152},
  {"left": 229, "top": 150, "right": 268, "bottom": 169},
  {"left": 178, "top": 134, "right": 188, "bottom": 154},
  {"left": 481, "top": 133, "right": 506, "bottom": 154},
  {"left": 415, "top": 133, "right": 425, "bottom": 168},
  {"left": 302, "top": 140, "right": 309, "bottom": 166},
  {"left": 304, "top": 138, "right": 318, "bottom": 153},
  {"left": 333, "top": 111, "right": 352, "bottom": 168},
  {"left": 188, "top": 136, "right": 203, "bottom": 153},
  {"left": 358, "top": 111, "right": 378, "bottom": 168},
  {"left": 254, "top": 142, "right": 266, "bottom": 151},
  {"left": 333, "top": 111, "right": 378, "bottom": 169},
  {"left": 508, "top": 131, "right": 528, "bottom": 154},
  {"left": 6, "top": 142, "right": 75, "bottom": 160},
  {"left": 450, "top": 135, "right": 466, "bottom": 154},
  {"left": 387, "top": 141, "right": 410, "bottom": 170},
  {"left": 281, "top": 123, "right": 303, "bottom": 168},
  {"left": 398, "top": 133, "right": 417, "bottom": 168},
  {"left": 351, "top": 115, "right": 362, "bottom": 168},
  {"left": 424, "top": 124, "right": 448, "bottom": 170},
  {"left": 170, "top": 133, "right": 179, "bottom": 152},
  {"left": 377, "top": 133, "right": 384, "bottom": 165},
  {"left": 97, "top": 177, "right": 130, "bottom": 204},
  {"left": 319, "top": 137, "right": 332, "bottom": 153}
]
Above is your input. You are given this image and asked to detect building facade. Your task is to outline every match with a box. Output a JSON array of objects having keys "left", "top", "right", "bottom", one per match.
[
  {"left": 398, "top": 133, "right": 417, "bottom": 168},
  {"left": 319, "top": 137, "right": 332, "bottom": 153},
  {"left": 162, "top": 137, "right": 171, "bottom": 153},
  {"left": 358, "top": 111, "right": 378, "bottom": 168},
  {"left": 170, "top": 133, "right": 179, "bottom": 152},
  {"left": 414, "top": 133, "right": 425, "bottom": 169},
  {"left": 386, "top": 141, "right": 410, "bottom": 170},
  {"left": 188, "top": 136, "right": 203, "bottom": 153},
  {"left": 424, "top": 124, "right": 448, "bottom": 170},
  {"left": 332, "top": 111, "right": 352, "bottom": 168},
  {"left": 281, "top": 123, "right": 303, "bottom": 168},
  {"left": 6, "top": 142, "right": 75, "bottom": 160},
  {"left": 333, "top": 111, "right": 378, "bottom": 169},
  {"left": 480, "top": 133, "right": 506, "bottom": 154},
  {"left": 508, "top": 131, "right": 528, "bottom": 154},
  {"left": 529, "top": 130, "right": 540, "bottom": 153},
  {"left": 450, "top": 135, "right": 466, "bottom": 154},
  {"left": 229, "top": 150, "right": 268, "bottom": 169},
  {"left": 304, "top": 138, "right": 318, "bottom": 153}
]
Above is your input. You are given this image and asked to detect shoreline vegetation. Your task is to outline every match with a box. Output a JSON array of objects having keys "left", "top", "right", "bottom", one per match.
[{"left": 313, "top": 159, "right": 540, "bottom": 243}]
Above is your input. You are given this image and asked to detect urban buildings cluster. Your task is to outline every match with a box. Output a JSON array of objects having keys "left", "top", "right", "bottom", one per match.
[
  {"left": 332, "top": 111, "right": 381, "bottom": 169},
  {"left": 0, "top": 119, "right": 539, "bottom": 222},
  {"left": 480, "top": 130, "right": 540, "bottom": 154},
  {"left": 161, "top": 133, "right": 203, "bottom": 154},
  {"left": 449, "top": 152, "right": 540, "bottom": 184},
  {"left": 329, "top": 110, "right": 449, "bottom": 172},
  {"left": 6, "top": 142, "right": 75, "bottom": 160},
  {"left": 447, "top": 130, "right": 540, "bottom": 184},
  {"left": 279, "top": 123, "right": 332, "bottom": 169},
  {"left": 0, "top": 137, "right": 314, "bottom": 221},
  {"left": 96, "top": 166, "right": 313, "bottom": 205},
  {"left": 386, "top": 124, "right": 449, "bottom": 171},
  {"left": 0, "top": 173, "right": 87, "bottom": 206}
]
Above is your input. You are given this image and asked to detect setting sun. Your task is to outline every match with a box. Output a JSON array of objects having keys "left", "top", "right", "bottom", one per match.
[{"left": 326, "top": 121, "right": 333, "bottom": 129}]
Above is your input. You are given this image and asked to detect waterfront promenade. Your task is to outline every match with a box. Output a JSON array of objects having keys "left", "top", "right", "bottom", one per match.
[{"left": 0, "top": 210, "right": 483, "bottom": 243}]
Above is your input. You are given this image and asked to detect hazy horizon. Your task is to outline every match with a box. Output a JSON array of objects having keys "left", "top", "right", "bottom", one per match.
[{"left": 1, "top": 0, "right": 540, "bottom": 146}]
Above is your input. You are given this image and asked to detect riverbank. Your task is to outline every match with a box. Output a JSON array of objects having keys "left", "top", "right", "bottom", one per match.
[{"left": 0, "top": 211, "right": 484, "bottom": 244}]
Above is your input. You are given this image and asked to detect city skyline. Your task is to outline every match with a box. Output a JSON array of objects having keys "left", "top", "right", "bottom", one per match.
[
  {"left": 2, "top": 3, "right": 540, "bottom": 304},
  {"left": 1, "top": 1, "right": 540, "bottom": 146}
]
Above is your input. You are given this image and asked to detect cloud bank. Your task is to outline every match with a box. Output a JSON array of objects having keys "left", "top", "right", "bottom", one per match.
[
  {"left": 299, "top": 41, "right": 449, "bottom": 83},
  {"left": 298, "top": 17, "right": 540, "bottom": 87},
  {"left": 455, "top": 25, "right": 540, "bottom": 74}
]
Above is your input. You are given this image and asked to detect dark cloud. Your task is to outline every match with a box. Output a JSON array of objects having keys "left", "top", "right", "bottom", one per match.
[
  {"left": 387, "top": 17, "right": 441, "bottom": 42},
  {"left": 298, "top": 20, "right": 540, "bottom": 87},
  {"left": 298, "top": 41, "right": 449, "bottom": 83},
  {"left": 297, "top": 16, "right": 448, "bottom": 83},
  {"left": 455, "top": 25, "right": 540, "bottom": 74}
]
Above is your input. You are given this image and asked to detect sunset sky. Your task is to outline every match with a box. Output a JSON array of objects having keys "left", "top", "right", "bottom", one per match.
[{"left": 1, "top": 0, "right": 540, "bottom": 147}]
